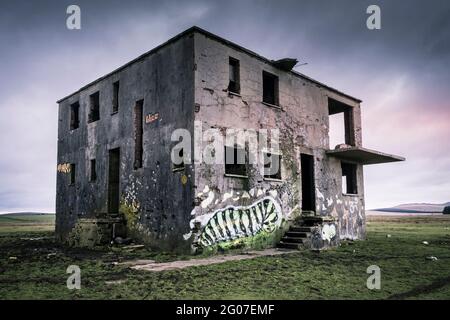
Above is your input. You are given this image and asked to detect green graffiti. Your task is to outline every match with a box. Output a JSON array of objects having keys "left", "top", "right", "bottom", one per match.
[{"left": 198, "top": 197, "right": 282, "bottom": 248}]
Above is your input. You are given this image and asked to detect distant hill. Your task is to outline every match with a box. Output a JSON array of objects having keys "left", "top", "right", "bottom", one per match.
[
  {"left": 373, "top": 202, "right": 449, "bottom": 213},
  {"left": 0, "top": 212, "right": 55, "bottom": 216}
]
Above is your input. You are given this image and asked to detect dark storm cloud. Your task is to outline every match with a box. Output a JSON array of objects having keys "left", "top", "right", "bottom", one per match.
[{"left": 0, "top": 0, "right": 449, "bottom": 212}]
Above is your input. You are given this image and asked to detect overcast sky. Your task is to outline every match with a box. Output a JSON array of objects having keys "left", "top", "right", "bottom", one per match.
[{"left": 0, "top": 0, "right": 449, "bottom": 213}]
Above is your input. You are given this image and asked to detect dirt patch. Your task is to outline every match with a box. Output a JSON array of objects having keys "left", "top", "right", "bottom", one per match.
[{"left": 130, "top": 248, "right": 296, "bottom": 272}]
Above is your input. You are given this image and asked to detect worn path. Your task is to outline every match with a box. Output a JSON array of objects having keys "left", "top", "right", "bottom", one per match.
[{"left": 129, "top": 248, "right": 297, "bottom": 272}]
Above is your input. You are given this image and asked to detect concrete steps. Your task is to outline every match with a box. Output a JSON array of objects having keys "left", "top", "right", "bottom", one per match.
[{"left": 277, "top": 225, "right": 313, "bottom": 250}]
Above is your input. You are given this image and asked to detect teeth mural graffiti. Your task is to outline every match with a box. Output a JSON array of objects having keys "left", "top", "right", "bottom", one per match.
[{"left": 197, "top": 196, "right": 282, "bottom": 248}]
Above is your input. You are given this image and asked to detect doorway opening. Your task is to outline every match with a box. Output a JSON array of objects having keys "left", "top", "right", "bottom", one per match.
[
  {"left": 300, "top": 153, "right": 315, "bottom": 212},
  {"left": 108, "top": 148, "right": 120, "bottom": 214}
]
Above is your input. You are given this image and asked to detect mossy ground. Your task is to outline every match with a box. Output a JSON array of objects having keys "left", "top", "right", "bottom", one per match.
[{"left": 0, "top": 214, "right": 449, "bottom": 299}]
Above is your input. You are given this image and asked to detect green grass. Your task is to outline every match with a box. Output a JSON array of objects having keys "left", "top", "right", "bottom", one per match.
[{"left": 0, "top": 215, "right": 449, "bottom": 299}]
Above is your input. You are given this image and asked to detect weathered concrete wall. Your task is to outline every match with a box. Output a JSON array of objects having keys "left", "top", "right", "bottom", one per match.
[
  {"left": 185, "top": 32, "right": 365, "bottom": 252},
  {"left": 56, "top": 34, "right": 196, "bottom": 252}
]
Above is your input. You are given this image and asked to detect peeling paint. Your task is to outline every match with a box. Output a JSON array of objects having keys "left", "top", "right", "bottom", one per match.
[{"left": 201, "top": 191, "right": 215, "bottom": 208}]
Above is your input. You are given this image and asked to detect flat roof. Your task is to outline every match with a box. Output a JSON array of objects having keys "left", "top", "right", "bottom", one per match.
[
  {"left": 326, "top": 147, "right": 405, "bottom": 165},
  {"left": 57, "top": 26, "right": 362, "bottom": 103}
]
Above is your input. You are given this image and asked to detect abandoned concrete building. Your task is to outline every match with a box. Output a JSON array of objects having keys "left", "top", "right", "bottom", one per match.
[{"left": 56, "top": 26, "right": 404, "bottom": 253}]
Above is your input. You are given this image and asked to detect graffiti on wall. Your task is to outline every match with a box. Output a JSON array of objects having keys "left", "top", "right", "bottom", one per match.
[
  {"left": 196, "top": 196, "right": 282, "bottom": 247},
  {"left": 310, "top": 222, "right": 338, "bottom": 250},
  {"left": 315, "top": 187, "right": 364, "bottom": 240},
  {"left": 321, "top": 223, "right": 337, "bottom": 241},
  {"left": 145, "top": 112, "right": 159, "bottom": 124},
  {"left": 57, "top": 163, "right": 71, "bottom": 173}
]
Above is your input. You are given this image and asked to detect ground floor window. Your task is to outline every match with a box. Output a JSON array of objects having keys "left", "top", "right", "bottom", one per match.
[{"left": 341, "top": 162, "right": 358, "bottom": 194}]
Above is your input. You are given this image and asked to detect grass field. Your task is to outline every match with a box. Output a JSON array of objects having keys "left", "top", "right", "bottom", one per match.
[
  {"left": 0, "top": 214, "right": 55, "bottom": 233},
  {"left": 0, "top": 214, "right": 449, "bottom": 300}
]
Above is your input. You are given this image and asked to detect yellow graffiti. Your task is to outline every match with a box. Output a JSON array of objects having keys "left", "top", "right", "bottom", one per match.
[{"left": 57, "top": 163, "right": 71, "bottom": 173}]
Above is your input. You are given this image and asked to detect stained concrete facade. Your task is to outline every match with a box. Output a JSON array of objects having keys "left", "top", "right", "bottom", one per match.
[{"left": 56, "top": 27, "right": 403, "bottom": 253}]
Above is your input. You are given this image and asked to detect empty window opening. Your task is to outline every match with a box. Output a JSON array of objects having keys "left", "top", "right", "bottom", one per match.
[
  {"left": 341, "top": 162, "right": 358, "bottom": 195},
  {"left": 263, "top": 152, "right": 282, "bottom": 180},
  {"left": 328, "top": 98, "right": 355, "bottom": 148},
  {"left": 228, "top": 57, "right": 240, "bottom": 94},
  {"left": 262, "top": 71, "right": 279, "bottom": 106},
  {"left": 172, "top": 147, "right": 185, "bottom": 171},
  {"left": 112, "top": 81, "right": 119, "bottom": 113},
  {"left": 328, "top": 112, "right": 345, "bottom": 148},
  {"left": 225, "top": 145, "right": 247, "bottom": 177},
  {"left": 300, "top": 153, "right": 315, "bottom": 212},
  {"left": 70, "top": 102, "right": 80, "bottom": 130},
  {"left": 90, "top": 159, "right": 97, "bottom": 182},
  {"left": 88, "top": 91, "right": 100, "bottom": 123},
  {"left": 69, "top": 163, "right": 76, "bottom": 185},
  {"left": 134, "top": 100, "right": 144, "bottom": 169}
]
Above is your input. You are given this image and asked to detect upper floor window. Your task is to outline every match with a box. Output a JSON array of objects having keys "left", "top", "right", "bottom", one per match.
[
  {"left": 88, "top": 91, "right": 100, "bottom": 123},
  {"left": 328, "top": 98, "right": 355, "bottom": 148},
  {"left": 262, "top": 71, "right": 279, "bottom": 106},
  {"left": 112, "top": 81, "right": 119, "bottom": 113},
  {"left": 70, "top": 101, "right": 80, "bottom": 130},
  {"left": 228, "top": 57, "right": 240, "bottom": 94}
]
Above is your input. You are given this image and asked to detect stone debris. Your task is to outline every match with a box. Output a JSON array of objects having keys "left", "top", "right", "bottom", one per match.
[{"left": 422, "top": 241, "right": 429, "bottom": 245}]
